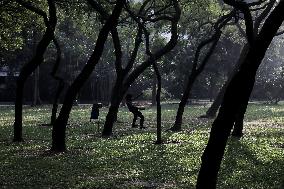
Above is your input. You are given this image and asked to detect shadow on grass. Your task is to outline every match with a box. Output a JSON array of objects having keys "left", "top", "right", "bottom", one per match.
[
  {"left": 0, "top": 121, "right": 207, "bottom": 188},
  {"left": 218, "top": 138, "right": 284, "bottom": 189},
  {"left": 0, "top": 104, "right": 282, "bottom": 188}
]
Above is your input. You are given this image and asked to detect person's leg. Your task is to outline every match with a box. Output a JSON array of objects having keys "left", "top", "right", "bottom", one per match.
[
  {"left": 132, "top": 112, "right": 138, "bottom": 127},
  {"left": 137, "top": 111, "right": 145, "bottom": 128}
]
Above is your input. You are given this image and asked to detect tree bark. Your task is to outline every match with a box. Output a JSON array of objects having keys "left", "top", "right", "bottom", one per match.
[
  {"left": 152, "top": 75, "right": 157, "bottom": 106},
  {"left": 171, "top": 73, "right": 196, "bottom": 131},
  {"left": 102, "top": 76, "right": 125, "bottom": 136},
  {"left": 14, "top": 32, "right": 54, "bottom": 141},
  {"left": 32, "top": 67, "right": 41, "bottom": 106},
  {"left": 13, "top": 0, "right": 57, "bottom": 142},
  {"left": 196, "top": 2, "right": 284, "bottom": 187},
  {"left": 50, "top": 38, "right": 64, "bottom": 125},
  {"left": 14, "top": 79, "right": 25, "bottom": 142},
  {"left": 231, "top": 102, "right": 246, "bottom": 137},
  {"left": 51, "top": 1, "right": 125, "bottom": 152},
  {"left": 153, "top": 61, "right": 162, "bottom": 144},
  {"left": 50, "top": 81, "right": 64, "bottom": 125}
]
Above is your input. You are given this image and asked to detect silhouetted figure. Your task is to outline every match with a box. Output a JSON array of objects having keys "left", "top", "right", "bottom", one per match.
[
  {"left": 125, "top": 94, "right": 145, "bottom": 129},
  {"left": 90, "top": 103, "right": 103, "bottom": 121},
  {"left": 90, "top": 103, "right": 103, "bottom": 133}
]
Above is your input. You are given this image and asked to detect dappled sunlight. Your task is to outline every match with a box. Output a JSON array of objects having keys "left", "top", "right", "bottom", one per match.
[
  {"left": 219, "top": 137, "right": 284, "bottom": 189},
  {"left": 0, "top": 104, "right": 283, "bottom": 188}
]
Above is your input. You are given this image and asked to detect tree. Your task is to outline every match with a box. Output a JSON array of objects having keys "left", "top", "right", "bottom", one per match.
[
  {"left": 51, "top": 0, "right": 125, "bottom": 152},
  {"left": 169, "top": 10, "right": 235, "bottom": 131},
  {"left": 143, "top": 21, "right": 162, "bottom": 144},
  {"left": 196, "top": 1, "right": 284, "bottom": 188},
  {"left": 13, "top": 0, "right": 57, "bottom": 142},
  {"left": 102, "top": 0, "right": 181, "bottom": 137},
  {"left": 203, "top": 0, "right": 277, "bottom": 119},
  {"left": 50, "top": 38, "right": 64, "bottom": 125}
]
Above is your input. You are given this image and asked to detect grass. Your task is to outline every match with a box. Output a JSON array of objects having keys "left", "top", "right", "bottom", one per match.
[{"left": 0, "top": 103, "right": 283, "bottom": 188}]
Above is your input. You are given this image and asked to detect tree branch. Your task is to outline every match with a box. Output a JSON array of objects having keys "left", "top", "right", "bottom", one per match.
[
  {"left": 223, "top": 0, "right": 254, "bottom": 44},
  {"left": 15, "top": 0, "right": 49, "bottom": 26}
]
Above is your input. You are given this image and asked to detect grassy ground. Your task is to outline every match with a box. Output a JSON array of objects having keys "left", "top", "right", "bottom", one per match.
[{"left": 0, "top": 103, "right": 283, "bottom": 188}]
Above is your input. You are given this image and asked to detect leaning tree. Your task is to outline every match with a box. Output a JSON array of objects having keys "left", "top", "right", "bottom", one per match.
[
  {"left": 196, "top": 0, "right": 284, "bottom": 188},
  {"left": 51, "top": 0, "right": 125, "bottom": 152},
  {"left": 13, "top": 0, "right": 57, "bottom": 142},
  {"left": 169, "top": 9, "right": 236, "bottom": 131},
  {"left": 202, "top": 0, "right": 280, "bottom": 124}
]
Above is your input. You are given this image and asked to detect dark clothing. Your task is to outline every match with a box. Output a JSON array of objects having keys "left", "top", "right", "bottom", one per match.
[
  {"left": 90, "top": 103, "right": 103, "bottom": 121},
  {"left": 126, "top": 99, "right": 144, "bottom": 128},
  {"left": 90, "top": 104, "right": 99, "bottom": 120}
]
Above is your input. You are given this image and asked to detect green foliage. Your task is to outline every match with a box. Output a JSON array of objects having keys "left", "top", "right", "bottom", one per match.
[
  {"left": 0, "top": 1, "right": 47, "bottom": 53},
  {"left": 0, "top": 103, "right": 283, "bottom": 188}
]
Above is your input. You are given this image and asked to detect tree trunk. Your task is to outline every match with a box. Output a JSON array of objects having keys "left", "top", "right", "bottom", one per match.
[
  {"left": 153, "top": 61, "right": 162, "bottom": 144},
  {"left": 51, "top": 1, "right": 124, "bottom": 151},
  {"left": 231, "top": 103, "right": 246, "bottom": 138},
  {"left": 32, "top": 67, "right": 41, "bottom": 106},
  {"left": 170, "top": 73, "right": 196, "bottom": 131},
  {"left": 170, "top": 29, "right": 221, "bottom": 131},
  {"left": 196, "top": 3, "right": 284, "bottom": 187},
  {"left": 14, "top": 78, "right": 25, "bottom": 142},
  {"left": 14, "top": 44, "right": 49, "bottom": 142},
  {"left": 196, "top": 63, "right": 257, "bottom": 188},
  {"left": 151, "top": 75, "right": 157, "bottom": 106},
  {"left": 204, "top": 81, "right": 227, "bottom": 118},
  {"left": 14, "top": 0, "right": 57, "bottom": 142},
  {"left": 51, "top": 93, "right": 73, "bottom": 152},
  {"left": 50, "top": 80, "right": 64, "bottom": 125},
  {"left": 102, "top": 75, "right": 124, "bottom": 136},
  {"left": 102, "top": 103, "right": 121, "bottom": 136},
  {"left": 50, "top": 38, "right": 64, "bottom": 125}
]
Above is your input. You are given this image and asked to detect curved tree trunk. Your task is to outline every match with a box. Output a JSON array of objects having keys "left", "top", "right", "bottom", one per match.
[
  {"left": 13, "top": 0, "right": 57, "bottom": 142},
  {"left": 204, "top": 85, "right": 225, "bottom": 118},
  {"left": 170, "top": 29, "right": 221, "bottom": 132},
  {"left": 102, "top": 102, "right": 121, "bottom": 136},
  {"left": 14, "top": 36, "right": 52, "bottom": 142},
  {"left": 50, "top": 80, "right": 64, "bottom": 125},
  {"left": 196, "top": 2, "right": 284, "bottom": 187},
  {"left": 50, "top": 38, "right": 64, "bottom": 125},
  {"left": 170, "top": 74, "right": 196, "bottom": 131},
  {"left": 203, "top": 0, "right": 275, "bottom": 120},
  {"left": 51, "top": 1, "right": 125, "bottom": 152},
  {"left": 51, "top": 93, "right": 74, "bottom": 152},
  {"left": 102, "top": 75, "right": 125, "bottom": 136},
  {"left": 196, "top": 61, "right": 258, "bottom": 188}
]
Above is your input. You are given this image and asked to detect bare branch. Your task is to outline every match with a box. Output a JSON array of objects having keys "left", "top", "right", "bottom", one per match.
[{"left": 253, "top": 0, "right": 276, "bottom": 35}]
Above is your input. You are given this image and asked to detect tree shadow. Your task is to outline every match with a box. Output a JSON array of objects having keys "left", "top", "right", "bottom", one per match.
[{"left": 218, "top": 138, "right": 284, "bottom": 188}]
